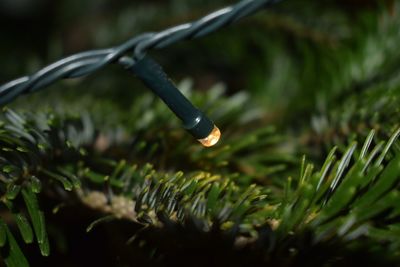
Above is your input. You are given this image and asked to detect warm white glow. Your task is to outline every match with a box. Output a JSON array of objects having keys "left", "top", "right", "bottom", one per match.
[{"left": 198, "top": 125, "right": 221, "bottom": 147}]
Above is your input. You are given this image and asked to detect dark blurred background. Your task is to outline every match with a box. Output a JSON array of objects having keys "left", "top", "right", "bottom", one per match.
[
  {"left": 0, "top": 0, "right": 389, "bottom": 115},
  {"left": 0, "top": 1, "right": 395, "bottom": 266}
]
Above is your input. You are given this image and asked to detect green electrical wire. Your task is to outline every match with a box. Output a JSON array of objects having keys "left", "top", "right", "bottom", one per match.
[{"left": 0, "top": 0, "right": 282, "bottom": 145}]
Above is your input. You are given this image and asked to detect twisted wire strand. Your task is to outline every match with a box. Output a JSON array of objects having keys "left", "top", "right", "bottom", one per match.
[{"left": 0, "top": 0, "right": 280, "bottom": 106}]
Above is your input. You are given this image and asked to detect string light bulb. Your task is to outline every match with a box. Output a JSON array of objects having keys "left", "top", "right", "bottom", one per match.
[
  {"left": 130, "top": 56, "right": 221, "bottom": 147},
  {"left": 198, "top": 125, "right": 221, "bottom": 147}
]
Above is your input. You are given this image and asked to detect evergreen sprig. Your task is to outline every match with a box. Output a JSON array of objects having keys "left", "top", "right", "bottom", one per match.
[
  {"left": 1, "top": 1, "right": 400, "bottom": 266},
  {"left": 1, "top": 95, "right": 400, "bottom": 265},
  {"left": 0, "top": 85, "right": 292, "bottom": 265}
]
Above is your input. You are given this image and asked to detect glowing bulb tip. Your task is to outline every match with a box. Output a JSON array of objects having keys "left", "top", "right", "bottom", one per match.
[{"left": 198, "top": 125, "right": 221, "bottom": 147}]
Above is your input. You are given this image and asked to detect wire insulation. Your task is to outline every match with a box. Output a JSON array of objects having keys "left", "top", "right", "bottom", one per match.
[{"left": 0, "top": 0, "right": 280, "bottom": 105}]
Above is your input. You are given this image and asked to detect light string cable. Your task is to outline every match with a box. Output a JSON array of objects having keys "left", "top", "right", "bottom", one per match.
[{"left": 0, "top": 0, "right": 281, "bottom": 146}]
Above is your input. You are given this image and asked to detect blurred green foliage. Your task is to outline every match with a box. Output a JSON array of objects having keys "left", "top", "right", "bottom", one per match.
[{"left": 1, "top": 0, "right": 400, "bottom": 266}]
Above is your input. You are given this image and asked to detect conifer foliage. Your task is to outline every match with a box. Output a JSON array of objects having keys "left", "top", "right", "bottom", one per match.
[{"left": 0, "top": 0, "right": 399, "bottom": 266}]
